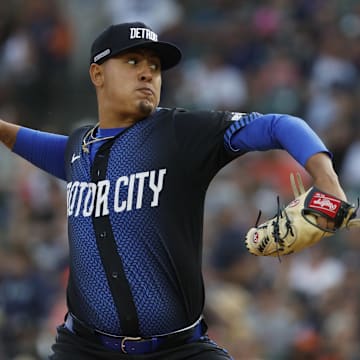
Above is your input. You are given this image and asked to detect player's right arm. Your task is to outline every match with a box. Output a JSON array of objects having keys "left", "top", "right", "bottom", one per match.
[
  {"left": 0, "top": 119, "right": 20, "bottom": 150},
  {"left": 0, "top": 119, "right": 68, "bottom": 181}
]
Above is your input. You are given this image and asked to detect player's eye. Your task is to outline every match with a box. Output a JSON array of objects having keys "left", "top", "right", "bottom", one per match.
[
  {"left": 126, "top": 56, "right": 160, "bottom": 71},
  {"left": 150, "top": 63, "right": 159, "bottom": 71},
  {"left": 127, "top": 58, "right": 138, "bottom": 65},
  {"left": 149, "top": 58, "right": 161, "bottom": 71}
]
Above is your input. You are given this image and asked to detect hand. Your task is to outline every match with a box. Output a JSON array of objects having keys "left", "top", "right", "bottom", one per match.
[
  {"left": 292, "top": 170, "right": 346, "bottom": 231},
  {"left": 0, "top": 119, "right": 21, "bottom": 150},
  {"left": 245, "top": 173, "right": 357, "bottom": 257},
  {"left": 317, "top": 216, "right": 335, "bottom": 231}
]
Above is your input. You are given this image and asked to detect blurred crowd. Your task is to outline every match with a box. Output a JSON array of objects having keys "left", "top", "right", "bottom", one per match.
[{"left": 0, "top": 0, "right": 360, "bottom": 359}]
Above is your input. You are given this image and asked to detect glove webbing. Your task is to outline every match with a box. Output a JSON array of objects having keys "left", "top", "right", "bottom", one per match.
[{"left": 271, "top": 196, "right": 294, "bottom": 261}]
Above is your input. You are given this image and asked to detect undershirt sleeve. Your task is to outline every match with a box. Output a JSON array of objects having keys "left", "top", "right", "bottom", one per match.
[
  {"left": 13, "top": 127, "right": 68, "bottom": 181},
  {"left": 229, "top": 113, "right": 331, "bottom": 166}
]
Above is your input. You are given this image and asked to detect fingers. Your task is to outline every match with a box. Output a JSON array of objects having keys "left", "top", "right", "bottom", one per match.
[
  {"left": 290, "top": 172, "right": 305, "bottom": 198},
  {"left": 316, "top": 216, "right": 335, "bottom": 231}
]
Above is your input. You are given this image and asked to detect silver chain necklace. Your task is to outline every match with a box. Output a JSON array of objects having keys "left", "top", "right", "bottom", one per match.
[{"left": 82, "top": 124, "right": 116, "bottom": 153}]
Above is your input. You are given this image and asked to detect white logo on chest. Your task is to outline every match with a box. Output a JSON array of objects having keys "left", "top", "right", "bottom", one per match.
[{"left": 67, "top": 168, "right": 167, "bottom": 217}]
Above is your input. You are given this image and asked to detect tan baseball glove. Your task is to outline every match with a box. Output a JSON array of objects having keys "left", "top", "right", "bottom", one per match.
[{"left": 245, "top": 173, "right": 359, "bottom": 257}]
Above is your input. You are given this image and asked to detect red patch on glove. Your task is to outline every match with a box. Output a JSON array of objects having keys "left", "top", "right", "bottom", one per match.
[{"left": 308, "top": 192, "right": 341, "bottom": 219}]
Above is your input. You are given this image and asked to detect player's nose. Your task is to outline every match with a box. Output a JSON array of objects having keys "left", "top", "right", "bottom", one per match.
[{"left": 138, "top": 61, "right": 153, "bottom": 81}]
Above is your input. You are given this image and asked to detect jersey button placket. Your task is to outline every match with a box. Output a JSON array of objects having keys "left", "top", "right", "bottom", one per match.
[
  {"left": 90, "top": 141, "right": 140, "bottom": 334},
  {"left": 111, "top": 272, "right": 119, "bottom": 279}
]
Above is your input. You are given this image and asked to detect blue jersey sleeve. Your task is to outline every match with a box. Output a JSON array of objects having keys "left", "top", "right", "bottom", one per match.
[
  {"left": 13, "top": 127, "right": 68, "bottom": 181},
  {"left": 228, "top": 113, "right": 331, "bottom": 166}
]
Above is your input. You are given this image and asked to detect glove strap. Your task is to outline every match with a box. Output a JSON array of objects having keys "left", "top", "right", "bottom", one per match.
[{"left": 303, "top": 187, "right": 353, "bottom": 231}]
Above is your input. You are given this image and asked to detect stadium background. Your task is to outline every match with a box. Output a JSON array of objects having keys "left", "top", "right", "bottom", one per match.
[{"left": 0, "top": 0, "right": 360, "bottom": 359}]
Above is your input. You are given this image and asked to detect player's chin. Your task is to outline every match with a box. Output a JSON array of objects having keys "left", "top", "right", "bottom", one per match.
[{"left": 137, "top": 99, "right": 156, "bottom": 116}]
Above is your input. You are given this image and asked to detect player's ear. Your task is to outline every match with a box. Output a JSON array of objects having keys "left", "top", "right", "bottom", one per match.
[{"left": 89, "top": 63, "right": 104, "bottom": 87}]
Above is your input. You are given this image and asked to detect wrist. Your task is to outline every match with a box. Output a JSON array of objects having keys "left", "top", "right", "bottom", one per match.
[
  {"left": 312, "top": 174, "right": 346, "bottom": 202},
  {"left": 305, "top": 153, "right": 346, "bottom": 200}
]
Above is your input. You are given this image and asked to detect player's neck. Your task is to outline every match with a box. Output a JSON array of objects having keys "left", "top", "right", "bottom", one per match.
[
  {"left": 98, "top": 117, "right": 135, "bottom": 129},
  {"left": 97, "top": 106, "right": 152, "bottom": 129}
]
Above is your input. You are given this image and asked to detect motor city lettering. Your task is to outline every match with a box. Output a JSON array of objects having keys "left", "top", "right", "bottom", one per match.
[{"left": 66, "top": 169, "right": 166, "bottom": 217}]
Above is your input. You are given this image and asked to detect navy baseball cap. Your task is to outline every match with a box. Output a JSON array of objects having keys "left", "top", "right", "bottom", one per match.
[{"left": 90, "top": 22, "right": 182, "bottom": 70}]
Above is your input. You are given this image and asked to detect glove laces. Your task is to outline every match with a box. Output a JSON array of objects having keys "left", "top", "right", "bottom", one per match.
[{"left": 271, "top": 196, "right": 294, "bottom": 262}]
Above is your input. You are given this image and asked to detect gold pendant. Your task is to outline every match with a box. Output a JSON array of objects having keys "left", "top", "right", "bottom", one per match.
[{"left": 82, "top": 144, "right": 89, "bottom": 153}]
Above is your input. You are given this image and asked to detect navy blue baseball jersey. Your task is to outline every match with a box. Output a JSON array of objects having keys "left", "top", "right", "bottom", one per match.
[{"left": 64, "top": 108, "right": 240, "bottom": 336}]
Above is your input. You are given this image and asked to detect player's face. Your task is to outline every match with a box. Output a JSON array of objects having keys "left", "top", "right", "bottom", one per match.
[{"left": 99, "top": 49, "right": 162, "bottom": 123}]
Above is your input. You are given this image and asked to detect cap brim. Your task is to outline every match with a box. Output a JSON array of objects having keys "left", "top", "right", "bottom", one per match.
[
  {"left": 110, "top": 41, "right": 182, "bottom": 71},
  {"left": 140, "top": 42, "right": 182, "bottom": 70}
]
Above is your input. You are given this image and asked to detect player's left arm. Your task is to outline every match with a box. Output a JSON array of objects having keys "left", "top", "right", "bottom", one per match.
[
  {"left": 228, "top": 113, "right": 346, "bottom": 199},
  {"left": 228, "top": 113, "right": 359, "bottom": 256}
]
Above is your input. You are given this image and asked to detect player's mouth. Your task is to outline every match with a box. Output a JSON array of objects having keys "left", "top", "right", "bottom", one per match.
[{"left": 136, "top": 87, "right": 155, "bottom": 97}]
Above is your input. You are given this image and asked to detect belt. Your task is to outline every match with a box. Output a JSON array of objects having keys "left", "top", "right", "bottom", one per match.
[{"left": 64, "top": 312, "right": 206, "bottom": 354}]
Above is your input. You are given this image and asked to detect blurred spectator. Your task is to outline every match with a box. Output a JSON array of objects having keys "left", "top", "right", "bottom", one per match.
[
  {"left": 287, "top": 245, "right": 346, "bottom": 301},
  {"left": 246, "top": 285, "right": 300, "bottom": 359},
  {"left": 247, "top": 51, "right": 303, "bottom": 114},
  {"left": 175, "top": 53, "right": 247, "bottom": 111},
  {"left": 104, "top": 0, "right": 183, "bottom": 34},
  {"left": 0, "top": 0, "right": 73, "bottom": 128},
  {"left": 0, "top": 247, "right": 55, "bottom": 359},
  {"left": 340, "top": 133, "right": 360, "bottom": 194},
  {"left": 205, "top": 283, "right": 260, "bottom": 359},
  {"left": 209, "top": 208, "right": 247, "bottom": 273},
  {"left": 305, "top": 27, "right": 359, "bottom": 136},
  {"left": 0, "top": 26, "right": 35, "bottom": 89},
  {"left": 206, "top": 207, "right": 257, "bottom": 289}
]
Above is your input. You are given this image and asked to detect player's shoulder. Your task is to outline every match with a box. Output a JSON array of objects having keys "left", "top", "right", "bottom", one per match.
[
  {"left": 155, "top": 108, "right": 264, "bottom": 133},
  {"left": 156, "top": 106, "right": 235, "bottom": 122}
]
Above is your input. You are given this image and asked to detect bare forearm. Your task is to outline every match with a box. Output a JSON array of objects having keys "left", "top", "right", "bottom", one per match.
[
  {"left": 305, "top": 152, "right": 346, "bottom": 201},
  {"left": 0, "top": 119, "right": 21, "bottom": 150}
]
